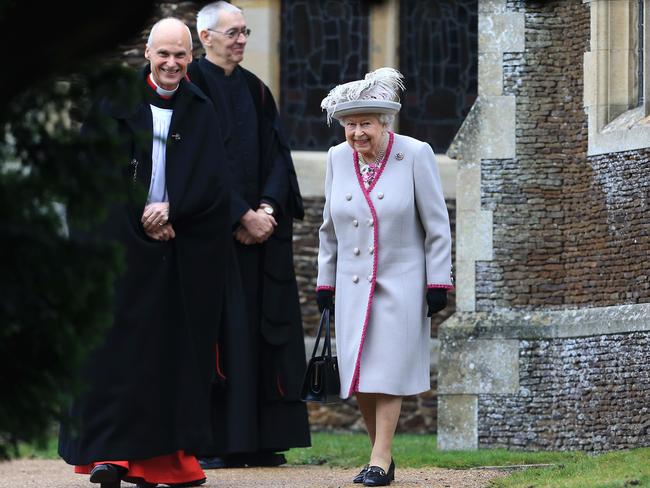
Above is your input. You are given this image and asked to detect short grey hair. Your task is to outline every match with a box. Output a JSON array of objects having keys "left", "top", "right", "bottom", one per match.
[
  {"left": 338, "top": 113, "right": 395, "bottom": 128},
  {"left": 196, "top": 1, "right": 243, "bottom": 41},
  {"left": 146, "top": 18, "right": 193, "bottom": 49}
]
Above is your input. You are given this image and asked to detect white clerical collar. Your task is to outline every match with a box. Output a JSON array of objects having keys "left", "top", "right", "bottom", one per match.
[{"left": 148, "top": 73, "right": 179, "bottom": 98}]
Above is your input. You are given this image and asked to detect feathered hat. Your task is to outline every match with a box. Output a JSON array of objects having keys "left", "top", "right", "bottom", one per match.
[{"left": 320, "top": 67, "right": 405, "bottom": 125}]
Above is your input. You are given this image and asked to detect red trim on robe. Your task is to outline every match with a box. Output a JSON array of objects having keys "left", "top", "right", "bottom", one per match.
[
  {"left": 215, "top": 342, "right": 226, "bottom": 380},
  {"left": 276, "top": 375, "right": 286, "bottom": 397},
  {"left": 75, "top": 450, "right": 205, "bottom": 485}
]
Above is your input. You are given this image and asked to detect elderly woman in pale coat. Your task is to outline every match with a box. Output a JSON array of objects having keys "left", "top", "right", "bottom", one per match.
[{"left": 316, "top": 68, "right": 453, "bottom": 487}]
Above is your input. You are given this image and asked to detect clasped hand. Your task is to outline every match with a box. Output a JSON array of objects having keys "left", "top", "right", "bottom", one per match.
[
  {"left": 235, "top": 208, "right": 277, "bottom": 245},
  {"left": 142, "top": 202, "right": 175, "bottom": 241}
]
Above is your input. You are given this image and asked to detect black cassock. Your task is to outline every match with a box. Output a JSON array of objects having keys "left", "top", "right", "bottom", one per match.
[
  {"left": 59, "top": 69, "right": 231, "bottom": 465},
  {"left": 188, "top": 58, "right": 310, "bottom": 456}
]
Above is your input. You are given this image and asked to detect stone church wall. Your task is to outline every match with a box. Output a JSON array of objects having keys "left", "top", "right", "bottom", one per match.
[
  {"left": 478, "top": 0, "right": 650, "bottom": 310},
  {"left": 478, "top": 331, "right": 650, "bottom": 451},
  {"left": 439, "top": 0, "right": 650, "bottom": 452}
]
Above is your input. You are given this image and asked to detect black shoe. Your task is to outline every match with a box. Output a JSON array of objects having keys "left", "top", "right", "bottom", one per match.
[
  {"left": 244, "top": 452, "right": 287, "bottom": 467},
  {"left": 89, "top": 464, "right": 127, "bottom": 488},
  {"left": 353, "top": 464, "right": 369, "bottom": 483},
  {"left": 198, "top": 456, "right": 231, "bottom": 470},
  {"left": 232, "top": 451, "right": 287, "bottom": 468},
  {"left": 363, "top": 459, "right": 395, "bottom": 487}
]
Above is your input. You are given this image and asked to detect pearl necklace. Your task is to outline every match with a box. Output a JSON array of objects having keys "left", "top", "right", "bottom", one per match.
[{"left": 358, "top": 134, "right": 388, "bottom": 166}]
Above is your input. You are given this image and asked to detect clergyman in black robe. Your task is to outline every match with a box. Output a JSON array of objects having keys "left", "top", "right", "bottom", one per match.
[
  {"left": 187, "top": 1, "right": 310, "bottom": 468},
  {"left": 58, "top": 18, "right": 230, "bottom": 488}
]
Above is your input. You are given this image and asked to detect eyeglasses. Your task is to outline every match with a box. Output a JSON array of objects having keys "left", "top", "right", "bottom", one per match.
[{"left": 208, "top": 28, "right": 251, "bottom": 40}]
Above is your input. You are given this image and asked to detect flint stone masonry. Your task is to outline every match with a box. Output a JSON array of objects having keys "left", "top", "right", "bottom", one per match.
[
  {"left": 477, "top": 0, "right": 592, "bottom": 311},
  {"left": 479, "top": 0, "right": 650, "bottom": 311},
  {"left": 441, "top": 304, "right": 650, "bottom": 451},
  {"left": 478, "top": 331, "right": 650, "bottom": 451},
  {"left": 448, "top": 0, "right": 522, "bottom": 312},
  {"left": 440, "top": 0, "right": 650, "bottom": 451}
]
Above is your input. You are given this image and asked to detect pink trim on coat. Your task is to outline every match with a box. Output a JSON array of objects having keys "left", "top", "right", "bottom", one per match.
[
  {"left": 347, "top": 132, "right": 394, "bottom": 397},
  {"left": 316, "top": 285, "right": 336, "bottom": 292},
  {"left": 427, "top": 284, "right": 455, "bottom": 290}
]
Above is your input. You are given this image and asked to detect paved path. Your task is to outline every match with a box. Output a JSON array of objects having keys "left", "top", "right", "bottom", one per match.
[{"left": 0, "top": 460, "right": 506, "bottom": 488}]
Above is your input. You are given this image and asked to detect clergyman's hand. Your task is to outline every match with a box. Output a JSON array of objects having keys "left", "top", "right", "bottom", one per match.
[
  {"left": 145, "top": 223, "right": 176, "bottom": 241},
  {"left": 240, "top": 209, "right": 276, "bottom": 242},
  {"left": 142, "top": 202, "right": 170, "bottom": 232},
  {"left": 255, "top": 208, "right": 278, "bottom": 241},
  {"left": 234, "top": 226, "right": 260, "bottom": 245}
]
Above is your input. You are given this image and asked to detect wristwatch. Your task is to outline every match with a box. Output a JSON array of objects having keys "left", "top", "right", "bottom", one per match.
[{"left": 261, "top": 204, "right": 274, "bottom": 216}]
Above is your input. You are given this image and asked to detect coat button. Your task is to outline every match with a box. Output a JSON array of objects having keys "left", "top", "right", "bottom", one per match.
[
  {"left": 377, "top": 192, "right": 384, "bottom": 199},
  {"left": 352, "top": 219, "right": 359, "bottom": 227},
  {"left": 367, "top": 218, "right": 374, "bottom": 227},
  {"left": 367, "top": 275, "right": 373, "bottom": 282},
  {"left": 368, "top": 245, "right": 374, "bottom": 254},
  {"left": 346, "top": 193, "right": 352, "bottom": 201},
  {"left": 353, "top": 247, "right": 360, "bottom": 255},
  {"left": 352, "top": 275, "right": 359, "bottom": 283}
]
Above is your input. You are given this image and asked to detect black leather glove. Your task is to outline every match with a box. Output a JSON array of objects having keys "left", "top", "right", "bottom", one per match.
[
  {"left": 316, "top": 289, "right": 335, "bottom": 314},
  {"left": 426, "top": 288, "right": 448, "bottom": 317}
]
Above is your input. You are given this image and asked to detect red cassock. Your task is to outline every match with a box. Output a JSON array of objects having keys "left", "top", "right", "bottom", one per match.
[{"left": 75, "top": 450, "right": 205, "bottom": 486}]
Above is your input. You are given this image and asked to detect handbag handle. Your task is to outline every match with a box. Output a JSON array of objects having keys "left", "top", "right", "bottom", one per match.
[{"left": 310, "top": 308, "right": 333, "bottom": 360}]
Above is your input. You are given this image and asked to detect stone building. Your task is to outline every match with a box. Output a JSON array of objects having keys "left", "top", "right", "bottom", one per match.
[{"left": 439, "top": 0, "right": 650, "bottom": 451}]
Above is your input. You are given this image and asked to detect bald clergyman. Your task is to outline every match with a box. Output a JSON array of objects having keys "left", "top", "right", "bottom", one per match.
[{"left": 58, "top": 17, "right": 230, "bottom": 488}]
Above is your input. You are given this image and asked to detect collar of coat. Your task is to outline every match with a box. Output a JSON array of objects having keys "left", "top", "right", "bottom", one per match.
[{"left": 106, "top": 65, "right": 209, "bottom": 121}]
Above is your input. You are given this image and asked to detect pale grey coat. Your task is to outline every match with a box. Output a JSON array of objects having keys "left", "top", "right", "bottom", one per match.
[{"left": 317, "top": 132, "right": 453, "bottom": 399}]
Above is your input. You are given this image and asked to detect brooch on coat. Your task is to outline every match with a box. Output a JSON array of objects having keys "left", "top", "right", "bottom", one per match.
[{"left": 395, "top": 152, "right": 404, "bottom": 160}]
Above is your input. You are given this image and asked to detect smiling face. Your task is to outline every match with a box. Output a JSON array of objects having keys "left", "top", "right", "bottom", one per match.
[
  {"left": 201, "top": 10, "right": 248, "bottom": 72},
  {"left": 343, "top": 114, "right": 386, "bottom": 160},
  {"left": 145, "top": 19, "right": 192, "bottom": 90}
]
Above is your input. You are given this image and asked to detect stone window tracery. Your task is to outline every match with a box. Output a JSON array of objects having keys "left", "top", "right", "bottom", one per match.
[
  {"left": 398, "top": 0, "right": 478, "bottom": 154},
  {"left": 279, "top": 0, "right": 370, "bottom": 150}
]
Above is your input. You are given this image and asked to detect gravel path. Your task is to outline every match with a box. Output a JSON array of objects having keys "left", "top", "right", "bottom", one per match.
[{"left": 0, "top": 459, "right": 506, "bottom": 488}]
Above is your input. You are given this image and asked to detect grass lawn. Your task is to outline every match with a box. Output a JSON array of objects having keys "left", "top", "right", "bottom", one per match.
[
  {"left": 16, "top": 432, "right": 650, "bottom": 487},
  {"left": 286, "top": 432, "right": 581, "bottom": 469},
  {"left": 287, "top": 432, "right": 650, "bottom": 487},
  {"left": 491, "top": 448, "right": 650, "bottom": 488},
  {"left": 16, "top": 436, "right": 60, "bottom": 459}
]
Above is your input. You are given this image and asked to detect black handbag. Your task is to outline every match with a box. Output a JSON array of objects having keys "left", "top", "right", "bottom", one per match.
[{"left": 300, "top": 308, "right": 340, "bottom": 403}]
